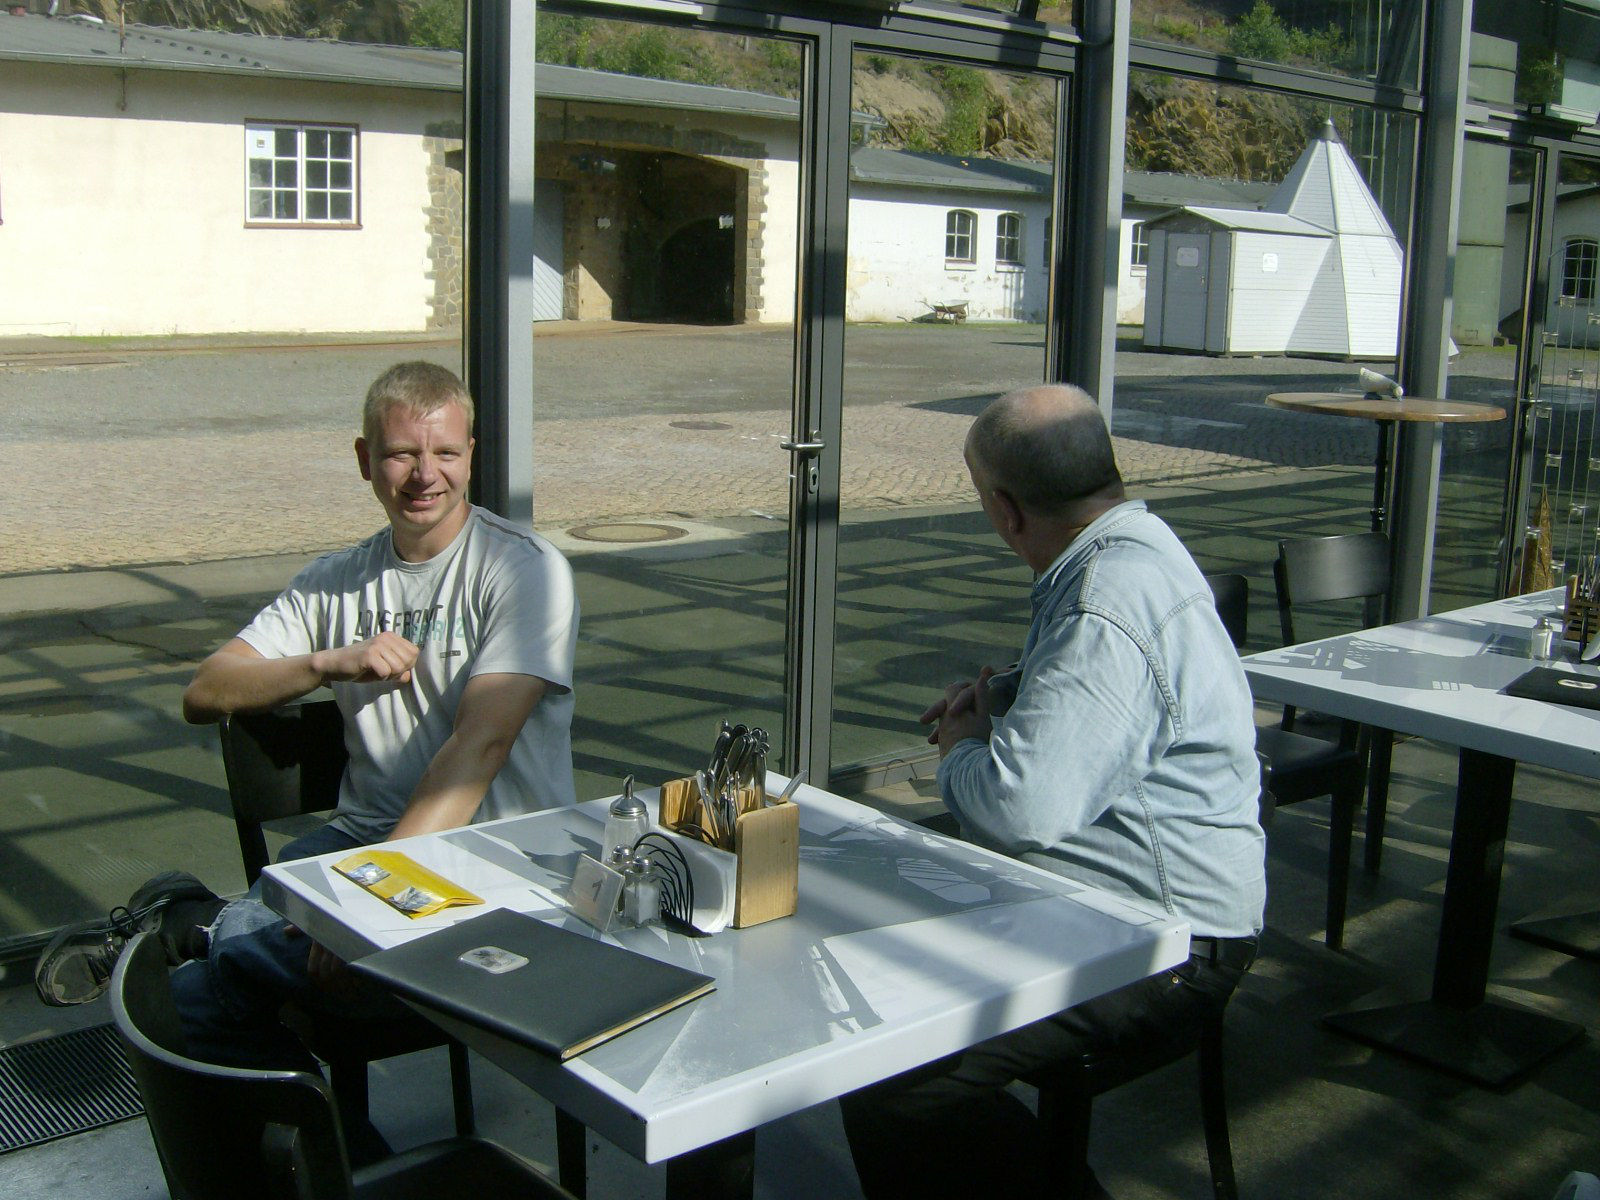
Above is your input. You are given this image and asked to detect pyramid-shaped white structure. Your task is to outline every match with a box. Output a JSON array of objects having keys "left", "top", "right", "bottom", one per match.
[{"left": 1264, "top": 120, "right": 1403, "bottom": 356}]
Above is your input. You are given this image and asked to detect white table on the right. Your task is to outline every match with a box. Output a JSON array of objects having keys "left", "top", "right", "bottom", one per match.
[{"left": 1242, "top": 588, "right": 1597, "bottom": 1087}]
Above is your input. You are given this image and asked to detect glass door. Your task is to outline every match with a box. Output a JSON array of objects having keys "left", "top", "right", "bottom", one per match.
[
  {"left": 1430, "top": 138, "right": 1538, "bottom": 609},
  {"left": 824, "top": 40, "right": 1069, "bottom": 781},
  {"left": 528, "top": 9, "right": 813, "bottom": 795},
  {"left": 1501, "top": 149, "right": 1600, "bottom": 597}
]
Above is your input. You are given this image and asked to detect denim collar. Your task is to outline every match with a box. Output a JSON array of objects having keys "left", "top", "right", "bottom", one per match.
[{"left": 1031, "top": 499, "right": 1149, "bottom": 603}]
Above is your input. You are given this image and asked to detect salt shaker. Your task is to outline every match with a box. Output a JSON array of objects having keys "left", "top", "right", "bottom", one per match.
[
  {"left": 1529, "top": 616, "right": 1562, "bottom": 661},
  {"left": 620, "top": 854, "right": 661, "bottom": 927},
  {"left": 601, "top": 774, "right": 650, "bottom": 864}
]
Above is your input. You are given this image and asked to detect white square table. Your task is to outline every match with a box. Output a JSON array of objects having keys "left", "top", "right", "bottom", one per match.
[
  {"left": 260, "top": 778, "right": 1189, "bottom": 1198},
  {"left": 1242, "top": 588, "right": 1595, "bottom": 1087}
]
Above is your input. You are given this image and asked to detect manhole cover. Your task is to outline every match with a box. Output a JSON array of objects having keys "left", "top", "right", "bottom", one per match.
[
  {"left": 567, "top": 523, "right": 688, "bottom": 544},
  {"left": 669, "top": 420, "right": 733, "bottom": 431}
]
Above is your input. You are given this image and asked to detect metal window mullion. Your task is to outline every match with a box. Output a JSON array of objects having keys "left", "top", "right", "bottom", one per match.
[
  {"left": 1389, "top": 0, "right": 1472, "bottom": 619},
  {"left": 788, "top": 21, "right": 852, "bottom": 787},
  {"left": 1129, "top": 39, "right": 1422, "bottom": 114}
]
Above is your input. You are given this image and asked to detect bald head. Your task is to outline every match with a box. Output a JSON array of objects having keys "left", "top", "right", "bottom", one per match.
[{"left": 965, "top": 385, "right": 1124, "bottom": 521}]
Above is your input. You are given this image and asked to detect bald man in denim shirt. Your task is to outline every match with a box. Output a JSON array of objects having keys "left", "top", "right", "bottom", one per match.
[{"left": 842, "top": 385, "right": 1265, "bottom": 1199}]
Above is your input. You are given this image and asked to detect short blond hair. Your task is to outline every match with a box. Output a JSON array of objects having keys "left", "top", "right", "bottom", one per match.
[{"left": 362, "top": 361, "right": 475, "bottom": 442}]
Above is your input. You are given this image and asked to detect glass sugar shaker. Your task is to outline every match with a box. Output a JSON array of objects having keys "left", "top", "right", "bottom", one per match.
[
  {"left": 601, "top": 774, "right": 650, "bottom": 864},
  {"left": 1530, "top": 616, "right": 1562, "bottom": 661}
]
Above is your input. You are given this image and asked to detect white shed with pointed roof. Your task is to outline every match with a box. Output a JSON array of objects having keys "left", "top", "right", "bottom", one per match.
[{"left": 1141, "top": 121, "right": 1403, "bottom": 358}]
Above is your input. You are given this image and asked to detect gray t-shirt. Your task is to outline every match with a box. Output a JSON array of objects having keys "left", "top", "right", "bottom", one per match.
[{"left": 239, "top": 508, "right": 579, "bottom": 841}]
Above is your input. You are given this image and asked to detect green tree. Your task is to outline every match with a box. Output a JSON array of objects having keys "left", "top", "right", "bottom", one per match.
[{"left": 407, "top": 0, "right": 463, "bottom": 51}]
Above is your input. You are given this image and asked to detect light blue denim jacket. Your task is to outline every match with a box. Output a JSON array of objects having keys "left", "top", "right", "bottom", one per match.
[{"left": 939, "top": 500, "right": 1266, "bottom": 939}]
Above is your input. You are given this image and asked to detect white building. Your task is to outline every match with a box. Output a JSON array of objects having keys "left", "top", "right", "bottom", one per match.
[
  {"left": 1142, "top": 121, "right": 1405, "bottom": 358},
  {"left": 0, "top": 14, "right": 463, "bottom": 337}
]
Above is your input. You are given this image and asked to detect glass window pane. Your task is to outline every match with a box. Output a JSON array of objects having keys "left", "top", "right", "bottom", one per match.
[
  {"left": 4, "top": 6, "right": 457, "bottom": 964},
  {"left": 331, "top": 161, "right": 352, "bottom": 189},
  {"left": 833, "top": 52, "right": 1060, "bottom": 773},
  {"left": 532, "top": 10, "right": 804, "bottom": 796},
  {"left": 330, "top": 130, "right": 354, "bottom": 159},
  {"left": 306, "top": 192, "right": 329, "bottom": 220},
  {"left": 1132, "top": 0, "right": 1422, "bottom": 87},
  {"left": 1473, "top": 2, "right": 1600, "bottom": 113},
  {"left": 306, "top": 128, "right": 328, "bottom": 157},
  {"left": 307, "top": 160, "right": 328, "bottom": 189},
  {"left": 1435, "top": 141, "right": 1532, "bottom": 608},
  {"left": 1116, "top": 71, "right": 1416, "bottom": 642}
]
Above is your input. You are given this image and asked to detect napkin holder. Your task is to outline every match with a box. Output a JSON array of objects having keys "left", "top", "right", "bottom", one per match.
[
  {"left": 1563, "top": 575, "right": 1599, "bottom": 644},
  {"left": 658, "top": 776, "right": 798, "bottom": 928}
]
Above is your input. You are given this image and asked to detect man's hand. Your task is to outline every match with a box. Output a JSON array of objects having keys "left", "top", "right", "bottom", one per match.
[
  {"left": 922, "top": 666, "right": 997, "bottom": 757},
  {"left": 286, "top": 923, "right": 357, "bottom": 996},
  {"left": 312, "top": 633, "right": 420, "bottom": 685}
]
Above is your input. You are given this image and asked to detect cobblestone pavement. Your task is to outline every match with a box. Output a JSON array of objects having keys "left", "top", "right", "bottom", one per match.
[{"left": 2, "top": 324, "right": 1511, "bottom": 576}]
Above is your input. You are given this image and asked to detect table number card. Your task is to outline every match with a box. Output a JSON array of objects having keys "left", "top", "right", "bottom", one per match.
[{"left": 568, "top": 853, "right": 626, "bottom": 933}]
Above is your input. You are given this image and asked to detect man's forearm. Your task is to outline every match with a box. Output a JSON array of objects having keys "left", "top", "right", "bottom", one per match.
[
  {"left": 182, "top": 647, "right": 328, "bottom": 724},
  {"left": 385, "top": 725, "right": 515, "bottom": 841}
]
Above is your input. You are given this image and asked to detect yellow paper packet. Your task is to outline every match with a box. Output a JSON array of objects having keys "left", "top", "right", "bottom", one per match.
[{"left": 332, "top": 850, "right": 483, "bottom": 918}]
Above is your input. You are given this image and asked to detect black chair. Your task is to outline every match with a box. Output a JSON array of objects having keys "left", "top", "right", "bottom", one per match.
[
  {"left": 218, "top": 700, "right": 475, "bottom": 1138},
  {"left": 111, "top": 931, "right": 576, "bottom": 1200},
  {"left": 1209, "top": 573, "right": 1364, "bottom": 949},
  {"left": 1272, "top": 532, "right": 1396, "bottom": 876},
  {"left": 1030, "top": 755, "right": 1271, "bottom": 1200}
]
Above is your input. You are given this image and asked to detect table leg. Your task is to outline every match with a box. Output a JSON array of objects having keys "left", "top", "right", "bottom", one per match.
[
  {"left": 1322, "top": 749, "right": 1582, "bottom": 1086},
  {"left": 1370, "top": 417, "right": 1393, "bottom": 533},
  {"left": 665, "top": 1130, "right": 756, "bottom": 1200}
]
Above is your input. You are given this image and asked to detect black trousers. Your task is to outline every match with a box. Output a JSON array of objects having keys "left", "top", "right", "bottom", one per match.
[{"left": 839, "top": 949, "right": 1248, "bottom": 1199}]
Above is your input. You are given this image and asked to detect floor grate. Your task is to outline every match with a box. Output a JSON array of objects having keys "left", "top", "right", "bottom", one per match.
[{"left": 0, "top": 1023, "right": 143, "bottom": 1154}]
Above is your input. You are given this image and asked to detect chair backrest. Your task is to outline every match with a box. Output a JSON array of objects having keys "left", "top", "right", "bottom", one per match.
[
  {"left": 111, "top": 932, "right": 355, "bottom": 1200},
  {"left": 1205, "top": 573, "right": 1248, "bottom": 650},
  {"left": 219, "top": 699, "right": 348, "bottom": 885},
  {"left": 1274, "top": 531, "right": 1391, "bottom": 647}
]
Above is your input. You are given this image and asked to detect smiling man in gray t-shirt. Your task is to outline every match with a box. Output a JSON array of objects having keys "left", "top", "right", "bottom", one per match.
[{"left": 35, "top": 364, "right": 580, "bottom": 1083}]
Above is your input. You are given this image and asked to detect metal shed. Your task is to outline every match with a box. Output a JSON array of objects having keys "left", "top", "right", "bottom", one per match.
[{"left": 1142, "top": 122, "right": 1403, "bottom": 358}]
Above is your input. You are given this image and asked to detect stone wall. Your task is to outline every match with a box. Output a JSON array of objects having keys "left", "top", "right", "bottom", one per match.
[{"left": 424, "top": 121, "right": 464, "bottom": 330}]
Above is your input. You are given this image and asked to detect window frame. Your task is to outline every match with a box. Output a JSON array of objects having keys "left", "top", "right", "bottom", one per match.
[
  {"left": 244, "top": 120, "right": 361, "bottom": 230},
  {"left": 1129, "top": 220, "right": 1149, "bottom": 271},
  {"left": 944, "top": 208, "right": 977, "bottom": 265},
  {"left": 1562, "top": 236, "right": 1598, "bottom": 303},
  {"left": 995, "top": 211, "right": 1024, "bottom": 268}
]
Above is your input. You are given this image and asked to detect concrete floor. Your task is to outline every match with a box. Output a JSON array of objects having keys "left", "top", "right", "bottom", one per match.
[{"left": 3, "top": 729, "right": 1599, "bottom": 1199}]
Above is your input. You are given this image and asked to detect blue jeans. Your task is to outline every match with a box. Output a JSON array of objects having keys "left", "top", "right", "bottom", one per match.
[{"left": 169, "top": 823, "right": 393, "bottom": 1071}]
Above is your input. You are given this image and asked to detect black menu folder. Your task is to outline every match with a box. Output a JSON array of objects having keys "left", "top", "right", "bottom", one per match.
[
  {"left": 1501, "top": 667, "right": 1600, "bottom": 711},
  {"left": 347, "top": 907, "right": 715, "bottom": 1060}
]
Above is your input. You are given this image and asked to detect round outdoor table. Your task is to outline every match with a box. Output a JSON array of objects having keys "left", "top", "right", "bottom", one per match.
[{"left": 1265, "top": 392, "right": 1506, "bottom": 532}]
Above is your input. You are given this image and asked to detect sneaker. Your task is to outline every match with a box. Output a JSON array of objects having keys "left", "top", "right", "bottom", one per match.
[
  {"left": 129, "top": 871, "right": 223, "bottom": 964},
  {"left": 33, "top": 872, "right": 221, "bottom": 1007}
]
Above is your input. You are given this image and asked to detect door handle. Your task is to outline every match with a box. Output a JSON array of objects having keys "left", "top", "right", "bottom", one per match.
[{"left": 781, "top": 433, "right": 823, "bottom": 495}]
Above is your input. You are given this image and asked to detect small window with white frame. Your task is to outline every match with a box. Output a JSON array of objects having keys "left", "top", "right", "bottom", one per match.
[
  {"left": 1129, "top": 220, "right": 1149, "bottom": 270},
  {"left": 945, "top": 209, "right": 976, "bottom": 264},
  {"left": 996, "top": 212, "right": 1023, "bottom": 268},
  {"left": 246, "top": 122, "right": 358, "bottom": 226},
  {"left": 1562, "top": 236, "right": 1597, "bottom": 303}
]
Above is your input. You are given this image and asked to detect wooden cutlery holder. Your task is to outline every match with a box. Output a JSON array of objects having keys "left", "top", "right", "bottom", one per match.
[
  {"left": 659, "top": 776, "right": 798, "bottom": 928},
  {"left": 1563, "top": 575, "right": 1600, "bottom": 644}
]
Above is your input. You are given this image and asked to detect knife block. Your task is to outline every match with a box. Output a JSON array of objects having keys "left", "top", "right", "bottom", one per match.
[
  {"left": 1563, "top": 576, "right": 1599, "bottom": 644},
  {"left": 658, "top": 776, "right": 798, "bottom": 928}
]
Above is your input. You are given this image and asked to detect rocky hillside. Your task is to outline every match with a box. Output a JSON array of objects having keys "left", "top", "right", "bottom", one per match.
[{"left": 58, "top": 0, "right": 1348, "bottom": 182}]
